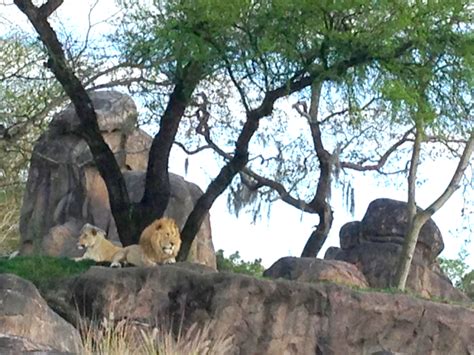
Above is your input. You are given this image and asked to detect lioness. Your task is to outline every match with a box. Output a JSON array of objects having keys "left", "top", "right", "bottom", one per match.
[{"left": 74, "top": 224, "right": 122, "bottom": 263}]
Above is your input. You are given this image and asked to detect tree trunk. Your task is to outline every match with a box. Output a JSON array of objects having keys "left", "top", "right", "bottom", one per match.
[
  {"left": 300, "top": 81, "right": 334, "bottom": 257},
  {"left": 134, "top": 62, "right": 203, "bottom": 242},
  {"left": 301, "top": 202, "right": 334, "bottom": 257}
]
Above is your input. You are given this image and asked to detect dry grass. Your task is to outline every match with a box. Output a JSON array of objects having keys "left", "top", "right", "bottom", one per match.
[
  {"left": 80, "top": 314, "right": 233, "bottom": 355},
  {"left": 0, "top": 188, "right": 21, "bottom": 254}
]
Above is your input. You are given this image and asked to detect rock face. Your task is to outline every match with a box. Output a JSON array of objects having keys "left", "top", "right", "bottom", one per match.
[
  {"left": 0, "top": 274, "right": 81, "bottom": 354},
  {"left": 19, "top": 90, "right": 216, "bottom": 268},
  {"left": 45, "top": 265, "right": 474, "bottom": 355},
  {"left": 263, "top": 257, "right": 369, "bottom": 288},
  {"left": 324, "top": 198, "right": 468, "bottom": 302}
]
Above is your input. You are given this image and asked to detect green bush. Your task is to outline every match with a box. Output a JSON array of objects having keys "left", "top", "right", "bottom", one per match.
[
  {"left": 439, "top": 256, "right": 471, "bottom": 290},
  {"left": 216, "top": 249, "right": 265, "bottom": 277}
]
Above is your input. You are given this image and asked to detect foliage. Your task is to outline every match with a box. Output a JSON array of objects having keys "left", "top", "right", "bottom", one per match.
[
  {"left": 0, "top": 256, "right": 94, "bottom": 288},
  {"left": 80, "top": 316, "right": 232, "bottom": 355},
  {"left": 0, "top": 33, "right": 62, "bottom": 187},
  {"left": 9, "top": 0, "right": 473, "bottom": 260},
  {"left": 216, "top": 249, "right": 265, "bottom": 277},
  {"left": 462, "top": 270, "right": 474, "bottom": 301},
  {"left": 439, "top": 252, "right": 472, "bottom": 291}
]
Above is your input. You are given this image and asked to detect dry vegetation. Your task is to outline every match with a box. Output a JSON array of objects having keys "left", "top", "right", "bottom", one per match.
[
  {"left": 80, "top": 315, "right": 233, "bottom": 355},
  {"left": 0, "top": 188, "right": 21, "bottom": 254}
]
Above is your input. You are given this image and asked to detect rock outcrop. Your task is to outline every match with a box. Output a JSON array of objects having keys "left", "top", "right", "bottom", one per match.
[
  {"left": 324, "top": 198, "right": 468, "bottom": 302},
  {"left": 44, "top": 265, "right": 474, "bottom": 355},
  {"left": 0, "top": 274, "right": 81, "bottom": 354},
  {"left": 19, "top": 91, "right": 216, "bottom": 268},
  {"left": 263, "top": 257, "right": 369, "bottom": 288}
]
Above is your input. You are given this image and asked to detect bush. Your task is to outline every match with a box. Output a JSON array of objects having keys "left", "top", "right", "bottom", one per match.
[
  {"left": 439, "top": 256, "right": 471, "bottom": 290},
  {"left": 216, "top": 249, "right": 265, "bottom": 277}
]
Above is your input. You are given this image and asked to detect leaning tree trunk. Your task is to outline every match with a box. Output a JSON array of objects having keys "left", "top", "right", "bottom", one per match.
[
  {"left": 15, "top": 0, "right": 204, "bottom": 246},
  {"left": 300, "top": 81, "right": 334, "bottom": 258}
]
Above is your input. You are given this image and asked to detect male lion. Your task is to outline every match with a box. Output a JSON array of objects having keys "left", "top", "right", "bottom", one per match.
[
  {"left": 75, "top": 223, "right": 151, "bottom": 267},
  {"left": 139, "top": 217, "right": 181, "bottom": 265}
]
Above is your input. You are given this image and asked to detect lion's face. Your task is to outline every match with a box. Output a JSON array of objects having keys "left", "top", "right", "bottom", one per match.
[
  {"left": 77, "top": 224, "right": 104, "bottom": 250},
  {"left": 140, "top": 217, "right": 181, "bottom": 263},
  {"left": 154, "top": 219, "right": 181, "bottom": 257}
]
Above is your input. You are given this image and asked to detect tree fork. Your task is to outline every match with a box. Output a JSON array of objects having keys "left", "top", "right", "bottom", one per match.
[{"left": 139, "top": 62, "right": 203, "bottom": 232}]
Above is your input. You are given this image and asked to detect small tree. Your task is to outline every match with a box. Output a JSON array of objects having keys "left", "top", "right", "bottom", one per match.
[{"left": 395, "top": 131, "right": 473, "bottom": 290}]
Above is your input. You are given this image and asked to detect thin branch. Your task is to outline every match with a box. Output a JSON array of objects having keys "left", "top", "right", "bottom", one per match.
[
  {"left": 340, "top": 129, "right": 413, "bottom": 172},
  {"left": 424, "top": 131, "right": 474, "bottom": 216},
  {"left": 174, "top": 141, "right": 212, "bottom": 155}
]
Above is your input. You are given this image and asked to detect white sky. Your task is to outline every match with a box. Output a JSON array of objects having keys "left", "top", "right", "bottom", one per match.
[{"left": 1, "top": 1, "right": 472, "bottom": 269}]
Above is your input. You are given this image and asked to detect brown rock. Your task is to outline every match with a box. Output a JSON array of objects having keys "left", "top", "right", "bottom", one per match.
[
  {"left": 46, "top": 265, "right": 474, "bottom": 355},
  {"left": 0, "top": 274, "right": 82, "bottom": 353},
  {"left": 264, "top": 257, "right": 369, "bottom": 288}
]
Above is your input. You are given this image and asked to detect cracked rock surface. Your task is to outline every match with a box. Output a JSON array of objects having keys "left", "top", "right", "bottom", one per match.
[{"left": 44, "top": 263, "right": 474, "bottom": 355}]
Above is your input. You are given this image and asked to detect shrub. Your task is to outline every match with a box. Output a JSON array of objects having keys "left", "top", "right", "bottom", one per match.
[{"left": 216, "top": 249, "right": 265, "bottom": 277}]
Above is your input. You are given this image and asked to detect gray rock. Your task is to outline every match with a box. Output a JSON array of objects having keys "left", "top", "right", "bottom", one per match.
[
  {"left": 0, "top": 274, "right": 82, "bottom": 354},
  {"left": 339, "top": 221, "right": 361, "bottom": 250},
  {"left": 361, "top": 198, "right": 444, "bottom": 261},
  {"left": 51, "top": 90, "right": 137, "bottom": 134}
]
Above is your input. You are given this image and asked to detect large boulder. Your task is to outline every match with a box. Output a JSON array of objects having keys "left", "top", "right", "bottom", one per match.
[
  {"left": 324, "top": 198, "right": 468, "bottom": 302},
  {"left": 359, "top": 198, "right": 444, "bottom": 262},
  {"left": 0, "top": 274, "right": 81, "bottom": 354},
  {"left": 44, "top": 265, "right": 474, "bottom": 355},
  {"left": 19, "top": 90, "right": 216, "bottom": 268},
  {"left": 263, "top": 257, "right": 369, "bottom": 288}
]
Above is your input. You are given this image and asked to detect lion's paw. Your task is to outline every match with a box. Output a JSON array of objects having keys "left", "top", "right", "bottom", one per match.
[
  {"left": 163, "top": 257, "right": 176, "bottom": 264},
  {"left": 110, "top": 261, "right": 122, "bottom": 268}
]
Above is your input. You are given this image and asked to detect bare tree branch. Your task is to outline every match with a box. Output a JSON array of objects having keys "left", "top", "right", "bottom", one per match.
[{"left": 340, "top": 129, "right": 413, "bottom": 172}]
